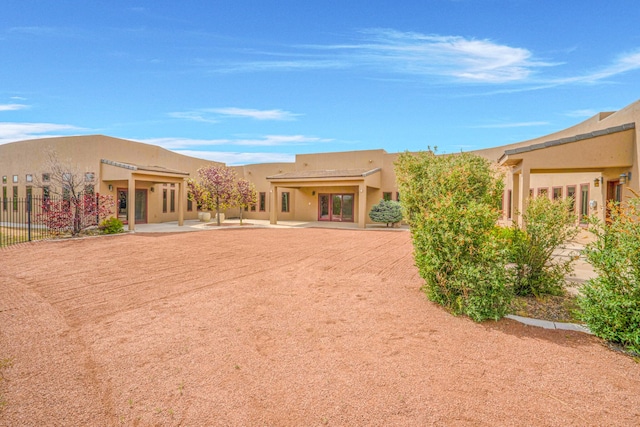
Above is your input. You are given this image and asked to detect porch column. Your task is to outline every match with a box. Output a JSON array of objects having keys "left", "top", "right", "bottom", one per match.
[
  {"left": 177, "top": 179, "right": 184, "bottom": 226},
  {"left": 127, "top": 177, "right": 136, "bottom": 231},
  {"left": 269, "top": 184, "right": 278, "bottom": 225},
  {"left": 358, "top": 183, "right": 367, "bottom": 229},
  {"left": 516, "top": 163, "right": 530, "bottom": 228}
]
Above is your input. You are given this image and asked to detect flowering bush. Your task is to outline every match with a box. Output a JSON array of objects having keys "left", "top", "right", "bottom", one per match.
[{"left": 38, "top": 193, "right": 114, "bottom": 236}]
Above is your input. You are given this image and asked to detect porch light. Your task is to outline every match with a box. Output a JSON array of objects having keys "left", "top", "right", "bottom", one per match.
[
  {"left": 108, "top": 184, "right": 113, "bottom": 191},
  {"left": 620, "top": 172, "right": 631, "bottom": 185},
  {"left": 594, "top": 177, "right": 602, "bottom": 187}
]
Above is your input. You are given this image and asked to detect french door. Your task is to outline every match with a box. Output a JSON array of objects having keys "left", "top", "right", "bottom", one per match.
[{"left": 318, "top": 193, "right": 354, "bottom": 222}]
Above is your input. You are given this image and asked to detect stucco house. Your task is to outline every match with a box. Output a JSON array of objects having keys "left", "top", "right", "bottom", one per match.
[{"left": 1, "top": 99, "right": 639, "bottom": 230}]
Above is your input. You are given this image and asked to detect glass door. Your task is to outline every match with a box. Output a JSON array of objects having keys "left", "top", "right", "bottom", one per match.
[
  {"left": 318, "top": 193, "right": 355, "bottom": 222},
  {"left": 116, "top": 188, "right": 147, "bottom": 224},
  {"left": 319, "top": 194, "right": 330, "bottom": 220}
]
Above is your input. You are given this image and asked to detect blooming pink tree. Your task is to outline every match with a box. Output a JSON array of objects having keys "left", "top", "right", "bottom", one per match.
[
  {"left": 39, "top": 194, "right": 114, "bottom": 236},
  {"left": 186, "top": 178, "right": 213, "bottom": 211},
  {"left": 197, "top": 165, "right": 238, "bottom": 226},
  {"left": 35, "top": 151, "right": 114, "bottom": 236},
  {"left": 234, "top": 178, "right": 257, "bottom": 225}
]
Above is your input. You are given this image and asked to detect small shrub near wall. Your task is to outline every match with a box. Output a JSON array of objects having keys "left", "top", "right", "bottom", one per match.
[
  {"left": 395, "top": 150, "right": 511, "bottom": 321},
  {"left": 506, "top": 196, "right": 578, "bottom": 297},
  {"left": 369, "top": 199, "right": 403, "bottom": 227},
  {"left": 578, "top": 194, "right": 640, "bottom": 354},
  {"left": 99, "top": 217, "right": 124, "bottom": 234}
]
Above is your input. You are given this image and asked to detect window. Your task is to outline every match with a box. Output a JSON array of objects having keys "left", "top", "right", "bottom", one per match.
[
  {"left": 62, "top": 173, "right": 72, "bottom": 183},
  {"left": 43, "top": 186, "right": 50, "bottom": 201},
  {"left": 12, "top": 186, "right": 18, "bottom": 211},
  {"left": 62, "top": 185, "right": 71, "bottom": 201},
  {"left": 396, "top": 192, "right": 400, "bottom": 202},
  {"left": 566, "top": 186, "right": 576, "bottom": 212},
  {"left": 26, "top": 186, "right": 32, "bottom": 207},
  {"left": 163, "top": 189, "right": 168, "bottom": 213},
  {"left": 250, "top": 204, "right": 256, "bottom": 212},
  {"left": 84, "top": 184, "right": 95, "bottom": 195},
  {"left": 2, "top": 186, "right": 7, "bottom": 211},
  {"left": 26, "top": 174, "right": 33, "bottom": 183},
  {"left": 580, "top": 184, "right": 589, "bottom": 224},
  {"left": 538, "top": 188, "right": 549, "bottom": 198},
  {"left": 187, "top": 199, "right": 193, "bottom": 212},
  {"left": 170, "top": 189, "right": 175, "bottom": 212},
  {"left": 259, "top": 192, "right": 266, "bottom": 211},
  {"left": 12, "top": 175, "right": 18, "bottom": 183},
  {"left": 281, "top": 192, "right": 290, "bottom": 212},
  {"left": 552, "top": 187, "right": 562, "bottom": 200},
  {"left": 2, "top": 176, "right": 6, "bottom": 184},
  {"left": 84, "top": 172, "right": 95, "bottom": 182},
  {"left": 506, "top": 189, "right": 512, "bottom": 220},
  {"left": 529, "top": 189, "right": 534, "bottom": 198},
  {"left": 383, "top": 192, "right": 392, "bottom": 201},
  {"left": 42, "top": 173, "right": 50, "bottom": 182}
]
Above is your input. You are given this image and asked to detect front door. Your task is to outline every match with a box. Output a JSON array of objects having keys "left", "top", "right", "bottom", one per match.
[
  {"left": 117, "top": 189, "right": 148, "bottom": 224},
  {"left": 318, "top": 193, "right": 354, "bottom": 222}
]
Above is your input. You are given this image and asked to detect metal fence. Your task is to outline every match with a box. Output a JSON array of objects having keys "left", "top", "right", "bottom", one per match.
[{"left": 0, "top": 194, "right": 102, "bottom": 248}]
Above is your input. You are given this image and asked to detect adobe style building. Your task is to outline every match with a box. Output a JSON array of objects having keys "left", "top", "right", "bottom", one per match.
[
  {"left": 0, "top": 135, "right": 221, "bottom": 230},
  {"left": 1, "top": 99, "right": 639, "bottom": 230}
]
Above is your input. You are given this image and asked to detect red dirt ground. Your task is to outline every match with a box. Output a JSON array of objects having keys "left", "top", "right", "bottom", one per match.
[{"left": 1, "top": 228, "right": 639, "bottom": 426}]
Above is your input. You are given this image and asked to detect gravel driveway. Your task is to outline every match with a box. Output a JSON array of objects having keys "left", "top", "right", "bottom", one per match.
[{"left": 1, "top": 228, "right": 638, "bottom": 426}]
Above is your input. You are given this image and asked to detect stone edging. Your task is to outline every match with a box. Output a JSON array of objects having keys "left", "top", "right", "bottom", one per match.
[{"left": 505, "top": 314, "right": 592, "bottom": 334}]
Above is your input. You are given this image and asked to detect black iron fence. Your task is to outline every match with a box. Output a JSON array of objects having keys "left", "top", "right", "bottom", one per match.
[{"left": 0, "top": 194, "right": 104, "bottom": 248}]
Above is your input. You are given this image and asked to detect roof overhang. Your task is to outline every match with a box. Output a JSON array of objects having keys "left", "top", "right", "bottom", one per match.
[
  {"left": 100, "top": 159, "right": 190, "bottom": 182},
  {"left": 266, "top": 167, "right": 382, "bottom": 189},
  {"left": 498, "top": 123, "right": 635, "bottom": 171}
]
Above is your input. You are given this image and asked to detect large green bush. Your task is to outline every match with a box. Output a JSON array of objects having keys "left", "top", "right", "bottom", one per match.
[
  {"left": 578, "top": 195, "right": 640, "bottom": 353},
  {"left": 369, "top": 199, "right": 403, "bottom": 227},
  {"left": 395, "top": 151, "right": 510, "bottom": 321},
  {"left": 507, "top": 196, "right": 578, "bottom": 297}
]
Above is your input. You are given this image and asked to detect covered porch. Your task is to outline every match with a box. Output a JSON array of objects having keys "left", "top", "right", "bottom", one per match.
[
  {"left": 266, "top": 168, "right": 382, "bottom": 228},
  {"left": 100, "top": 159, "right": 190, "bottom": 231},
  {"left": 499, "top": 123, "right": 637, "bottom": 225}
]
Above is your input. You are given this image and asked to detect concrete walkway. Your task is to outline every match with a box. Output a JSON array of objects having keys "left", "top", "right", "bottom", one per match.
[{"left": 132, "top": 218, "right": 410, "bottom": 232}]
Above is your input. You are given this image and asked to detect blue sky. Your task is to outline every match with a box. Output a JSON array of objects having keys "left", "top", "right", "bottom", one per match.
[{"left": 2, "top": 1, "right": 640, "bottom": 165}]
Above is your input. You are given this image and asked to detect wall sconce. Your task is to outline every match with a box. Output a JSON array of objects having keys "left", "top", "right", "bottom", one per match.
[
  {"left": 620, "top": 172, "right": 632, "bottom": 185},
  {"left": 150, "top": 186, "right": 155, "bottom": 192},
  {"left": 312, "top": 191, "right": 315, "bottom": 196},
  {"left": 108, "top": 184, "right": 113, "bottom": 191},
  {"left": 593, "top": 177, "right": 603, "bottom": 187}
]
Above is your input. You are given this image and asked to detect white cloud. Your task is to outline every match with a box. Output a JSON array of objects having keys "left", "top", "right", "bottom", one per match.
[
  {"left": 141, "top": 134, "right": 332, "bottom": 150},
  {"left": 221, "top": 28, "right": 555, "bottom": 84},
  {"left": 0, "top": 122, "right": 82, "bottom": 145},
  {"left": 473, "top": 121, "right": 549, "bottom": 129},
  {"left": 168, "top": 111, "right": 218, "bottom": 124},
  {"left": 557, "top": 50, "right": 640, "bottom": 84},
  {"left": 169, "top": 107, "right": 301, "bottom": 123},
  {"left": 345, "top": 29, "right": 553, "bottom": 83},
  {"left": 212, "top": 107, "right": 301, "bottom": 121},
  {"left": 0, "top": 103, "right": 29, "bottom": 111},
  {"left": 173, "top": 150, "right": 295, "bottom": 166},
  {"left": 564, "top": 109, "right": 600, "bottom": 118}
]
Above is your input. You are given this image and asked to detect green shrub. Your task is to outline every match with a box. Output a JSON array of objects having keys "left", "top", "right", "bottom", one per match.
[
  {"left": 578, "top": 194, "right": 640, "bottom": 353},
  {"left": 395, "top": 150, "right": 511, "bottom": 321},
  {"left": 99, "top": 217, "right": 124, "bottom": 234},
  {"left": 508, "top": 196, "right": 578, "bottom": 297},
  {"left": 369, "top": 199, "right": 403, "bottom": 227}
]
